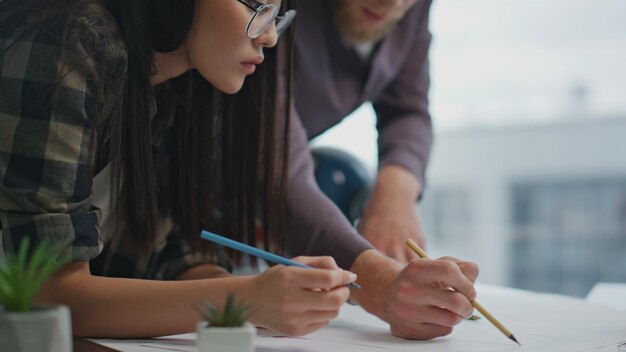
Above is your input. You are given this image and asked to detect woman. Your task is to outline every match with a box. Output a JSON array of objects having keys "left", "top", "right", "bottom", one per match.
[{"left": 0, "top": 0, "right": 356, "bottom": 338}]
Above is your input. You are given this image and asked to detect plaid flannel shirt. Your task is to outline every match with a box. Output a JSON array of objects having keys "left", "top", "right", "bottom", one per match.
[{"left": 0, "top": 5, "right": 224, "bottom": 280}]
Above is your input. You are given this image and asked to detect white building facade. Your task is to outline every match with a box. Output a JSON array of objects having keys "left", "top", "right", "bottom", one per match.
[{"left": 419, "top": 117, "right": 626, "bottom": 297}]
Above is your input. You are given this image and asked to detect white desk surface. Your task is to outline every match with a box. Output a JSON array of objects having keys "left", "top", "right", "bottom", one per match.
[{"left": 94, "top": 284, "right": 626, "bottom": 352}]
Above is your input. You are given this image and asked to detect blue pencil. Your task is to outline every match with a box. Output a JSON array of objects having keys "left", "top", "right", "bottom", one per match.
[{"left": 200, "top": 230, "right": 361, "bottom": 289}]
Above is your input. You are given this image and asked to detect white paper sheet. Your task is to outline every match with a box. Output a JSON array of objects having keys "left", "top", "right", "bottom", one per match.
[
  {"left": 93, "top": 284, "right": 626, "bottom": 352},
  {"left": 587, "top": 282, "right": 626, "bottom": 311}
]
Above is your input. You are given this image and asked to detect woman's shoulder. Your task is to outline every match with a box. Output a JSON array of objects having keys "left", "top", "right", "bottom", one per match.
[
  {"left": 63, "top": 0, "right": 128, "bottom": 77},
  {"left": 1, "top": 0, "right": 127, "bottom": 80},
  {"left": 0, "top": 0, "right": 127, "bottom": 130}
]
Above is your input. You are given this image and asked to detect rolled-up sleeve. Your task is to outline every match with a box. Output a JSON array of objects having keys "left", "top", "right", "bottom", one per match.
[
  {"left": 0, "top": 27, "right": 102, "bottom": 261},
  {"left": 374, "top": 0, "right": 434, "bottom": 191}
]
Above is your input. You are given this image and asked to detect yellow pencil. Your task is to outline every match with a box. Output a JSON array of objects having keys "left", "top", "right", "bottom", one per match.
[{"left": 405, "top": 239, "right": 521, "bottom": 346}]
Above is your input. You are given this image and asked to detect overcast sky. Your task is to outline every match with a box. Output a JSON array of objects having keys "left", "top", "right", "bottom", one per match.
[{"left": 430, "top": 0, "right": 626, "bottom": 130}]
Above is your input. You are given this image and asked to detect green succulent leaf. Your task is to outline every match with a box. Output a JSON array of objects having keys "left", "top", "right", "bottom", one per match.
[
  {"left": 196, "top": 293, "right": 253, "bottom": 328},
  {"left": 0, "top": 238, "right": 69, "bottom": 312}
]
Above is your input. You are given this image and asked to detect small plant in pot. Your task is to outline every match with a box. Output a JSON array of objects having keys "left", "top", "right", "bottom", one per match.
[
  {"left": 196, "top": 293, "right": 256, "bottom": 352},
  {"left": 0, "top": 238, "right": 71, "bottom": 352}
]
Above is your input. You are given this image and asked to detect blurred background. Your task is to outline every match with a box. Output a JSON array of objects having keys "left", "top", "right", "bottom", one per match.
[{"left": 311, "top": 0, "right": 626, "bottom": 298}]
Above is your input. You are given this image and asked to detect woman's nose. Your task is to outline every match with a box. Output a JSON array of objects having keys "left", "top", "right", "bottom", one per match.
[{"left": 254, "top": 23, "right": 278, "bottom": 48}]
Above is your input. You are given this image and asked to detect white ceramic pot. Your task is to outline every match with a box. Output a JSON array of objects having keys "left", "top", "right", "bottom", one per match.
[
  {"left": 196, "top": 321, "right": 256, "bottom": 352},
  {"left": 0, "top": 304, "right": 72, "bottom": 352}
]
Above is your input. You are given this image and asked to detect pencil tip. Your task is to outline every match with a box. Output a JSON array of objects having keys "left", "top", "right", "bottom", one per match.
[{"left": 510, "top": 334, "right": 521, "bottom": 346}]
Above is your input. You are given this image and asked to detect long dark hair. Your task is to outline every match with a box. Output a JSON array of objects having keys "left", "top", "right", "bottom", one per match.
[{"left": 0, "top": 0, "right": 294, "bottom": 258}]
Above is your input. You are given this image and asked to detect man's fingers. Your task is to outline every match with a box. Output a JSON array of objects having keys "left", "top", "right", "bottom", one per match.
[
  {"left": 428, "top": 261, "right": 477, "bottom": 301},
  {"left": 436, "top": 256, "right": 480, "bottom": 283},
  {"left": 405, "top": 305, "right": 465, "bottom": 327},
  {"left": 457, "top": 261, "right": 479, "bottom": 283},
  {"left": 404, "top": 260, "right": 476, "bottom": 301},
  {"left": 424, "top": 288, "right": 474, "bottom": 318}
]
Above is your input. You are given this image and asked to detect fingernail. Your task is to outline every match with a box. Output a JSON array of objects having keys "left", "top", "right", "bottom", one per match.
[{"left": 344, "top": 270, "right": 357, "bottom": 282}]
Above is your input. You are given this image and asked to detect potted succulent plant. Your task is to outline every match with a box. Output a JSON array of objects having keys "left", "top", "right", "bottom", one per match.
[
  {"left": 196, "top": 293, "right": 256, "bottom": 352},
  {"left": 0, "top": 238, "right": 71, "bottom": 352}
]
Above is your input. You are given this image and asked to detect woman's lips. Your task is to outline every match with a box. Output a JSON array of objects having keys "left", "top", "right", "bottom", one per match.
[
  {"left": 241, "top": 57, "right": 263, "bottom": 74},
  {"left": 241, "top": 62, "right": 256, "bottom": 74}
]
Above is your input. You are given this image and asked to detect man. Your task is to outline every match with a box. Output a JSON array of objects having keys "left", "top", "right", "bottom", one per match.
[
  {"left": 284, "top": 0, "right": 480, "bottom": 340},
  {"left": 293, "top": 0, "right": 433, "bottom": 263}
]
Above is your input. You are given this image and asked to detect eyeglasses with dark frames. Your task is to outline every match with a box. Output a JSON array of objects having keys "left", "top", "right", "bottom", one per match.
[{"left": 236, "top": 0, "right": 296, "bottom": 39}]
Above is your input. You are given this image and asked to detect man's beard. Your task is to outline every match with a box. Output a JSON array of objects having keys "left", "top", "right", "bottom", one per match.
[{"left": 332, "top": 1, "right": 400, "bottom": 44}]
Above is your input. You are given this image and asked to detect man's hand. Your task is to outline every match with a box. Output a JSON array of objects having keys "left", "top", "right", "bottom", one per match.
[
  {"left": 358, "top": 165, "right": 426, "bottom": 262},
  {"left": 350, "top": 250, "right": 479, "bottom": 340}
]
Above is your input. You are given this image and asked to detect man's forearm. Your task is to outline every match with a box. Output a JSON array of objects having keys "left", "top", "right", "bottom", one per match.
[
  {"left": 359, "top": 164, "right": 428, "bottom": 259},
  {"left": 372, "top": 165, "right": 422, "bottom": 204}
]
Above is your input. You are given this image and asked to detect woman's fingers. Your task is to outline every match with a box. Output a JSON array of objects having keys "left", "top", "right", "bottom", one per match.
[
  {"left": 297, "top": 285, "right": 351, "bottom": 310},
  {"left": 286, "top": 264, "right": 357, "bottom": 290},
  {"left": 246, "top": 261, "right": 355, "bottom": 336},
  {"left": 292, "top": 256, "right": 340, "bottom": 270},
  {"left": 278, "top": 306, "right": 344, "bottom": 336}
]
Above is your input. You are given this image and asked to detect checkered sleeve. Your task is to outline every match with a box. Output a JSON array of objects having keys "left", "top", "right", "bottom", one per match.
[
  {"left": 154, "top": 229, "right": 230, "bottom": 281},
  {"left": 0, "top": 26, "right": 102, "bottom": 261}
]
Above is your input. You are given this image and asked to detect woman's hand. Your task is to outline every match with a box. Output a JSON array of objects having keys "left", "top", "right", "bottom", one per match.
[{"left": 243, "top": 256, "right": 356, "bottom": 336}]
